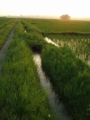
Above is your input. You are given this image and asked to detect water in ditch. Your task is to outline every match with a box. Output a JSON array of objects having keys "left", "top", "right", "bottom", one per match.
[
  {"left": 45, "top": 37, "right": 59, "bottom": 47},
  {"left": 33, "top": 53, "right": 72, "bottom": 120}
]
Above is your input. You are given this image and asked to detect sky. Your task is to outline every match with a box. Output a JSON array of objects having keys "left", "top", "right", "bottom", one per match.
[{"left": 0, "top": 0, "right": 90, "bottom": 19}]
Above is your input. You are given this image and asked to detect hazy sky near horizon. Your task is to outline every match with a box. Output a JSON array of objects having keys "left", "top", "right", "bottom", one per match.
[{"left": 0, "top": 0, "right": 90, "bottom": 18}]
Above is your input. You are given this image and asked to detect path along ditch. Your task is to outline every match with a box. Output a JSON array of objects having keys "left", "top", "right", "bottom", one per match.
[{"left": 0, "top": 23, "right": 17, "bottom": 72}]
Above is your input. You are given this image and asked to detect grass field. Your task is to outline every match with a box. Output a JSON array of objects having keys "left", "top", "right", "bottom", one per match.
[
  {"left": 25, "top": 18, "right": 90, "bottom": 34},
  {"left": 0, "top": 18, "right": 16, "bottom": 29},
  {"left": 24, "top": 18, "right": 90, "bottom": 64}
]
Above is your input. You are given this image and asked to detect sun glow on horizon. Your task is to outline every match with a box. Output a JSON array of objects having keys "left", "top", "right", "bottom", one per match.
[{"left": 0, "top": 0, "right": 90, "bottom": 19}]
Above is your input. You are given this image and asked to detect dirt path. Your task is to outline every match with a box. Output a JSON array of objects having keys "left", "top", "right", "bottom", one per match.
[{"left": 0, "top": 23, "right": 17, "bottom": 72}]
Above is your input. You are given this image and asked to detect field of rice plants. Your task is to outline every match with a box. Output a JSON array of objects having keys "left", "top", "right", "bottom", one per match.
[
  {"left": 0, "top": 19, "right": 17, "bottom": 49},
  {"left": 22, "top": 18, "right": 90, "bottom": 120},
  {"left": 0, "top": 18, "right": 90, "bottom": 120},
  {"left": 0, "top": 19, "right": 56, "bottom": 120},
  {"left": 0, "top": 18, "right": 15, "bottom": 29},
  {"left": 41, "top": 44, "right": 90, "bottom": 120},
  {"left": 25, "top": 18, "right": 90, "bottom": 64},
  {"left": 25, "top": 18, "right": 90, "bottom": 33}
]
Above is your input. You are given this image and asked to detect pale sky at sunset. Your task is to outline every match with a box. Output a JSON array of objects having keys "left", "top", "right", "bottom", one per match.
[{"left": 0, "top": 0, "right": 90, "bottom": 19}]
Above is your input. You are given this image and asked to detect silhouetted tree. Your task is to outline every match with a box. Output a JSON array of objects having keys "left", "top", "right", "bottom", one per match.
[{"left": 60, "top": 14, "right": 71, "bottom": 20}]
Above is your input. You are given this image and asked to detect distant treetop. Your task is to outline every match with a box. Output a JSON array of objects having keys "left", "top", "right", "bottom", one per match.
[{"left": 60, "top": 14, "right": 71, "bottom": 20}]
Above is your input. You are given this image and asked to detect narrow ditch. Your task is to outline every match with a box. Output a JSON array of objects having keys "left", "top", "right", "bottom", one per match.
[
  {"left": 0, "top": 23, "right": 17, "bottom": 72},
  {"left": 33, "top": 53, "right": 72, "bottom": 120}
]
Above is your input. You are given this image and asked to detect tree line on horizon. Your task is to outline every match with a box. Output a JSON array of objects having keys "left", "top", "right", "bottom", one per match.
[{"left": 60, "top": 14, "right": 71, "bottom": 20}]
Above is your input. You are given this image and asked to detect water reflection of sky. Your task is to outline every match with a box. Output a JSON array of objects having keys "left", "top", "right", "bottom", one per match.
[{"left": 33, "top": 53, "right": 72, "bottom": 120}]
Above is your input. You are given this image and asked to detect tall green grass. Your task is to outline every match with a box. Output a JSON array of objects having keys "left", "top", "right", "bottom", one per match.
[
  {"left": 45, "top": 35, "right": 90, "bottom": 64},
  {"left": 0, "top": 22, "right": 16, "bottom": 49},
  {"left": 18, "top": 19, "right": 90, "bottom": 120},
  {"left": 21, "top": 20, "right": 41, "bottom": 33},
  {"left": 20, "top": 20, "right": 46, "bottom": 53},
  {"left": 0, "top": 18, "right": 14, "bottom": 29},
  {"left": 41, "top": 44, "right": 90, "bottom": 120},
  {"left": 21, "top": 18, "right": 90, "bottom": 64},
  {"left": 0, "top": 22, "right": 55, "bottom": 120}
]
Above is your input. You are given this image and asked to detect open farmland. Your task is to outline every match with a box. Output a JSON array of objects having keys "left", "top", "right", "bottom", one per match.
[
  {"left": 25, "top": 18, "right": 90, "bottom": 64},
  {"left": 25, "top": 18, "right": 90, "bottom": 33},
  {"left": 24, "top": 18, "right": 90, "bottom": 120},
  {"left": 0, "top": 18, "right": 15, "bottom": 30},
  {"left": 0, "top": 18, "right": 90, "bottom": 120}
]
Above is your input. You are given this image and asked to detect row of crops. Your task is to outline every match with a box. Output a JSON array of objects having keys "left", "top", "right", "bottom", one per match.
[
  {"left": 0, "top": 18, "right": 16, "bottom": 30},
  {"left": 44, "top": 35, "right": 90, "bottom": 65},
  {"left": 0, "top": 18, "right": 90, "bottom": 120},
  {"left": 41, "top": 45, "right": 90, "bottom": 120},
  {"left": 0, "top": 20, "right": 55, "bottom": 120},
  {"left": 0, "top": 19, "right": 17, "bottom": 49}
]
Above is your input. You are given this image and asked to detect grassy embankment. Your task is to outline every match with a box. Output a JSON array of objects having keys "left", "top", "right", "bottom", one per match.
[
  {"left": 0, "top": 22, "right": 56, "bottom": 120},
  {"left": 21, "top": 20, "right": 46, "bottom": 53},
  {"left": 41, "top": 44, "right": 90, "bottom": 120},
  {"left": 0, "top": 21, "right": 17, "bottom": 49}
]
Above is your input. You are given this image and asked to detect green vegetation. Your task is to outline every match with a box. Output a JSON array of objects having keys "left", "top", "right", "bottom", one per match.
[
  {"left": 25, "top": 18, "right": 90, "bottom": 64},
  {"left": 25, "top": 32, "right": 46, "bottom": 53},
  {"left": 41, "top": 44, "right": 90, "bottom": 120},
  {"left": 87, "top": 104, "right": 90, "bottom": 116},
  {"left": 21, "top": 20, "right": 41, "bottom": 33},
  {"left": 0, "top": 18, "right": 15, "bottom": 29},
  {"left": 21, "top": 20, "right": 46, "bottom": 53},
  {"left": 22, "top": 19, "right": 90, "bottom": 63},
  {"left": 0, "top": 21, "right": 16, "bottom": 49},
  {"left": 0, "top": 18, "right": 90, "bottom": 120},
  {"left": 0, "top": 22, "right": 55, "bottom": 120},
  {"left": 25, "top": 18, "right": 90, "bottom": 34},
  {"left": 20, "top": 18, "right": 90, "bottom": 120},
  {"left": 45, "top": 35, "right": 90, "bottom": 64}
]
